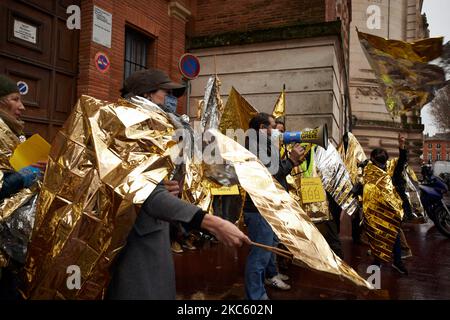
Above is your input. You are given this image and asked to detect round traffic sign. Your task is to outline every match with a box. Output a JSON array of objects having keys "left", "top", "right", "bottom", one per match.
[
  {"left": 95, "top": 52, "right": 110, "bottom": 73},
  {"left": 179, "top": 53, "right": 200, "bottom": 80},
  {"left": 17, "top": 81, "right": 29, "bottom": 95}
]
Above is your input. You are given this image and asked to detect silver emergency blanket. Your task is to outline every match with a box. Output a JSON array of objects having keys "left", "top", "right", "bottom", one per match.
[
  {"left": 200, "top": 75, "right": 223, "bottom": 132},
  {"left": 0, "top": 193, "right": 38, "bottom": 264},
  {"left": 315, "top": 142, "right": 359, "bottom": 215}
]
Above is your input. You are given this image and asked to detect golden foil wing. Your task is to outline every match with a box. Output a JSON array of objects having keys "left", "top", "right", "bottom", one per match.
[
  {"left": 207, "top": 129, "right": 373, "bottom": 289},
  {"left": 272, "top": 88, "right": 285, "bottom": 119},
  {"left": 357, "top": 30, "right": 446, "bottom": 118},
  {"left": 337, "top": 132, "right": 367, "bottom": 186},
  {"left": 219, "top": 87, "right": 258, "bottom": 133},
  {"left": 200, "top": 75, "right": 224, "bottom": 131},
  {"left": 314, "top": 143, "right": 359, "bottom": 216},
  {"left": 183, "top": 75, "right": 225, "bottom": 212},
  {"left": 358, "top": 31, "right": 443, "bottom": 62},
  {"left": 363, "top": 163, "right": 403, "bottom": 262},
  {"left": 22, "top": 95, "right": 175, "bottom": 299}
]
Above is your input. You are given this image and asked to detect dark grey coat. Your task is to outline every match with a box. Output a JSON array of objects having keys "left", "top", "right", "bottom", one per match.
[{"left": 107, "top": 183, "right": 200, "bottom": 300}]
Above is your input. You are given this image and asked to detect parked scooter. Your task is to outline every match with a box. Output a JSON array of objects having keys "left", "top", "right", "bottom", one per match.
[{"left": 419, "top": 165, "right": 450, "bottom": 238}]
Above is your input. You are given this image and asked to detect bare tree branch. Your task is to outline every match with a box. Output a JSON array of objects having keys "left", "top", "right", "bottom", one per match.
[
  {"left": 429, "top": 42, "right": 450, "bottom": 132},
  {"left": 430, "top": 84, "right": 450, "bottom": 131}
]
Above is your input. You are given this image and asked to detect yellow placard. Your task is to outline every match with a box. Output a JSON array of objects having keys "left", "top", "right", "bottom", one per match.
[
  {"left": 10, "top": 134, "right": 51, "bottom": 171},
  {"left": 301, "top": 177, "right": 326, "bottom": 204},
  {"left": 210, "top": 185, "right": 240, "bottom": 195}
]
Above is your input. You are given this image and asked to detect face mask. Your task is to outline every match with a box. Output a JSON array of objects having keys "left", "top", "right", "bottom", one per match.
[
  {"left": 270, "top": 129, "right": 283, "bottom": 149},
  {"left": 164, "top": 95, "right": 178, "bottom": 113}
]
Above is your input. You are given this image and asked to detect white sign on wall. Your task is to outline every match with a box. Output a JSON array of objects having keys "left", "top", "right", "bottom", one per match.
[
  {"left": 14, "top": 20, "right": 37, "bottom": 44},
  {"left": 92, "top": 6, "right": 112, "bottom": 48}
]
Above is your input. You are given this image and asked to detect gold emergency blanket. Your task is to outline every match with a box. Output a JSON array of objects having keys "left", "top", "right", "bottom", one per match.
[
  {"left": 357, "top": 30, "right": 446, "bottom": 118},
  {"left": 387, "top": 159, "right": 425, "bottom": 219},
  {"left": 272, "top": 88, "right": 285, "bottom": 119},
  {"left": 314, "top": 143, "right": 359, "bottom": 216},
  {"left": 207, "top": 129, "right": 372, "bottom": 289},
  {"left": 0, "top": 117, "right": 37, "bottom": 267},
  {"left": 363, "top": 162, "right": 403, "bottom": 262},
  {"left": 22, "top": 95, "right": 175, "bottom": 299},
  {"left": 0, "top": 118, "right": 35, "bottom": 221},
  {"left": 337, "top": 132, "right": 367, "bottom": 186},
  {"left": 219, "top": 87, "right": 258, "bottom": 133},
  {"left": 216, "top": 86, "right": 257, "bottom": 219},
  {"left": 22, "top": 94, "right": 373, "bottom": 298}
]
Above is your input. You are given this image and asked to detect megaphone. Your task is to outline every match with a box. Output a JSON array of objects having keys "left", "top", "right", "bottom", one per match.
[{"left": 280, "top": 124, "right": 328, "bottom": 150}]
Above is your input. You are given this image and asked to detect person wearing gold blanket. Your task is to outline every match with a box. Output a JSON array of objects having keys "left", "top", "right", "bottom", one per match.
[
  {"left": 363, "top": 134, "right": 408, "bottom": 275},
  {"left": 106, "top": 69, "right": 250, "bottom": 300},
  {"left": 0, "top": 75, "right": 46, "bottom": 299}
]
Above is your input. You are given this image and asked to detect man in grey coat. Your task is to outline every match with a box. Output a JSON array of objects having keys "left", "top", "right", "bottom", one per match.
[{"left": 107, "top": 69, "right": 250, "bottom": 299}]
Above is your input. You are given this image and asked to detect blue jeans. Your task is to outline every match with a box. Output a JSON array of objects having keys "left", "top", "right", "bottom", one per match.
[{"left": 244, "top": 211, "right": 278, "bottom": 300}]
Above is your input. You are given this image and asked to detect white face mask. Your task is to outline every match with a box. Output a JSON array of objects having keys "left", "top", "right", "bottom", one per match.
[
  {"left": 164, "top": 95, "right": 178, "bottom": 113},
  {"left": 270, "top": 129, "right": 283, "bottom": 149}
]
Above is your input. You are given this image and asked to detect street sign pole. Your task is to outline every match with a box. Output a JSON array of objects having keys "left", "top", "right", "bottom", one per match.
[
  {"left": 186, "top": 79, "right": 190, "bottom": 117},
  {"left": 178, "top": 53, "right": 200, "bottom": 118}
]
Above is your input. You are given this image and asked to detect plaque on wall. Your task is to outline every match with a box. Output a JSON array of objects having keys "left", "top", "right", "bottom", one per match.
[
  {"left": 92, "top": 6, "right": 112, "bottom": 48},
  {"left": 13, "top": 19, "right": 37, "bottom": 44}
]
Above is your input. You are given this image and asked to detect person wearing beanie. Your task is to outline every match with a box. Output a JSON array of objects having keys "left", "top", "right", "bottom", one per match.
[{"left": 0, "top": 74, "right": 46, "bottom": 300}]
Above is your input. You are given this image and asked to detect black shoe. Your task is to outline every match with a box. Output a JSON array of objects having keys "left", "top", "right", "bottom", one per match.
[{"left": 392, "top": 261, "right": 408, "bottom": 275}]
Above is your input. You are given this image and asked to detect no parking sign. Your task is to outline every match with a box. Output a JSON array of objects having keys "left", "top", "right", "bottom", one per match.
[
  {"left": 178, "top": 53, "right": 200, "bottom": 80},
  {"left": 95, "top": 51, "right": 110, "bottom": 73},
  {"left": 17, "top": 81, "right": 28, "bottom": 95}
]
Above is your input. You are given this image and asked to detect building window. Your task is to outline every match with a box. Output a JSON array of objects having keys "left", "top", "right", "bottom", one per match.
[
  {"left": 437, "top": 154, "right": 441, "bottom": 161},
  {"left": 436, "top": 143, "right": 441, "bottom": 149},
  {"left": 428, "top": 143, "right": 432, "bottom": 148},
  {"left": 124, "top": 27, "right": 152, "bottom": 81},
  {"left": 428, "top": 154, "right": 432, "bottom": 161},
  {"left": 447, "top": 153, "right": 449, "bottom": 161}
]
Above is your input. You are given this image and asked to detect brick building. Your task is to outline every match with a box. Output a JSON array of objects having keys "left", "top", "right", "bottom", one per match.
[
  {"left": 1, "top": 0, "right": 352, "bottom": 145},
  {"left": 423, "top": 133, "right": 450, "bottom": 163}
]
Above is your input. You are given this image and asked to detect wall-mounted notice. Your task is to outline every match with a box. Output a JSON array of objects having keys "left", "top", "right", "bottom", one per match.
[
  {"left": 92, "top": 6, "right": 112, "bottom": 48},
  {"left": 14, "top": 20, "right": 37, "bottom": 44}
]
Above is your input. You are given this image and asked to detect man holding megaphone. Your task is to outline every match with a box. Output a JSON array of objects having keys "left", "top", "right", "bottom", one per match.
[{"left": 243, "top": 112, "right": 306, "bottom": 300}]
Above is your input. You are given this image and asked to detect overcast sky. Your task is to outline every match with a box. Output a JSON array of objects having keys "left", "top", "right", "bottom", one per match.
[{"left": 421, "top": 0, "right": 450, "bottom": 135}]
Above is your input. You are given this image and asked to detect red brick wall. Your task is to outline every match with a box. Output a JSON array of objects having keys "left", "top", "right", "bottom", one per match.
[
  {"left": 77, "top": 0, "right": 190, "bottom": 111},
  {"left": 423, "top": 140, "right": 450, "bottom": 162},
  {"left": 188, "top": 0, "right": 326, "bottom": 37}
]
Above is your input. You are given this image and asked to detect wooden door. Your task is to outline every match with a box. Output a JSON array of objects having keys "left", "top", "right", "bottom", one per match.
[{"left": 0, "top": 0, "right": 80, "bottom": 142}]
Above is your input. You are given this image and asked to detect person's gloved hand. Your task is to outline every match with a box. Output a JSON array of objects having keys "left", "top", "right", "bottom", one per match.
[{"left": 18, "top": 165, "right": 43, "bottom": 188}]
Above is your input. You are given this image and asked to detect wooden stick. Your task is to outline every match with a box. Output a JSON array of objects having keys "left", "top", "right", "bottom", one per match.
[{"left": 250, "top": 241, "right": 293, "bottom": 259}]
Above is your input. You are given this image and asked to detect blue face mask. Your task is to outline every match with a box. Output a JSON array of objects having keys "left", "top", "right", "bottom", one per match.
[{"left": 164, "top": 95, "right": 178, "bottom": 113}]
